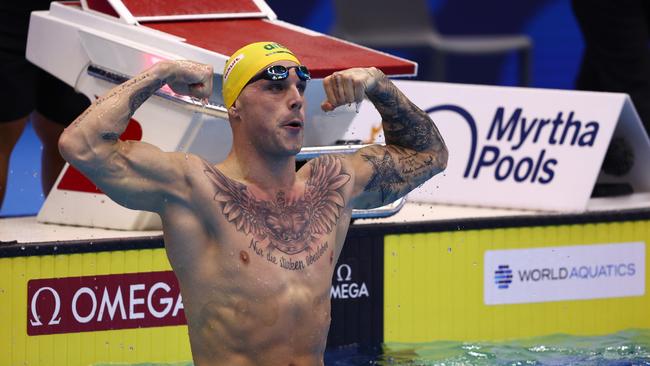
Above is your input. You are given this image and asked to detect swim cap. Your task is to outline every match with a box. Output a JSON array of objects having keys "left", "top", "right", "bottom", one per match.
[{"left": 222, "top": 41, "right": 301, "bottom": 108}]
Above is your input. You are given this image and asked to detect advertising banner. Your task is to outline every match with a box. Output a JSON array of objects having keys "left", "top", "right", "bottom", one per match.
[
  {"left": 484, "top": 242, "right": 646, "bottom": 305},
  {"left": 346, "top": 81, "right": 650, "bottom": 211}
]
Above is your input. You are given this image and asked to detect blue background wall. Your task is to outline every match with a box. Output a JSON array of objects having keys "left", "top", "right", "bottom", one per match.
[{"left": 0, "top": 0, "right": 584, "bottom": 217}]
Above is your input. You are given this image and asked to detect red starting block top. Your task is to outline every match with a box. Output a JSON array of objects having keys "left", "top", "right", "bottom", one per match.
[
  {"left": 121, "top": 0, "right": 262, "bottom": 18},
  {"left": 145, "top": 19, "right": 417, "bottom": 78}
]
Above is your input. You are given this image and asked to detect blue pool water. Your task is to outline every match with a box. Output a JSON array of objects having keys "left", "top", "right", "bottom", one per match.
[
  {"left": 325, "top": 329, "right": 650, "bottom": 365},
  {"left": 95, "top": 329, "right": 650, "bottom": 365}
]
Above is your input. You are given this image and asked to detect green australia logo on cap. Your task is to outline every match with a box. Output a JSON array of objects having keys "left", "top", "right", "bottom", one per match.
[{"left": 263, "top": 42, "right": 288, "bottom": 50}]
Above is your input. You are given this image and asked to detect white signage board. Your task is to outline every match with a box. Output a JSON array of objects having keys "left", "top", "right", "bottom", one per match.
[
  {"left": 484, "top": 242, "right": 646, "bottom": 305},
  {"left": 345, "top": 80, "right": 650, "bottom": 212}
]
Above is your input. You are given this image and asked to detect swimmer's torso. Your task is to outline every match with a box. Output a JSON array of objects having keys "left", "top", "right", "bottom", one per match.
[{"left": 159, "top": 154, "right": 353, "bottom": 366}]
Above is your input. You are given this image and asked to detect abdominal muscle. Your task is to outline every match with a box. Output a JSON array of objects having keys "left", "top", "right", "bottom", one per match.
[{"left": 162, "top": 213, "right": 337, "bottom": 366}]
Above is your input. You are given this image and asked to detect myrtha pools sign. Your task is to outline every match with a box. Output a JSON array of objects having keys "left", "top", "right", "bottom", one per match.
[
  {"left": 484, "top": 242, "right": 646, "bottom": 305},
  {"left": 359, "top": 80, "right": 638, "bottom": 212}
]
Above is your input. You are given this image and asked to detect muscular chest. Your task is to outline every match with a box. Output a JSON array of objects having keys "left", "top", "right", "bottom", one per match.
[{"left": 197, "top": 156, "right": 351, "bottom": 269}]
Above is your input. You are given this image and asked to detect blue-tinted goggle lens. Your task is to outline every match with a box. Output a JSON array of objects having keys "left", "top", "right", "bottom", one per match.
[{"left": 250, "top": 65, "right": 311, "bottom": 84}]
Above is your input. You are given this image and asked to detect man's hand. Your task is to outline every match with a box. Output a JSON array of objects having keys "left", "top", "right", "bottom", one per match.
[
  {"left": 163, "top": 60, "right": 214, "bottom": 100},
  {"left": 321, "top": 67, "right": 385, "bottom": 112},
  {"left": 330, "top": 66, "right": 448, "bottom": 209}
]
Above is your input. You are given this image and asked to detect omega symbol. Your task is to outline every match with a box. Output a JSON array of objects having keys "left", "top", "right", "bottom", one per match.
[
  {"left": 30, "top": 287, "right": 62, "bottom": 326},
  {"left": 336, "top": 264, "right": 352, "bottom": 282}
]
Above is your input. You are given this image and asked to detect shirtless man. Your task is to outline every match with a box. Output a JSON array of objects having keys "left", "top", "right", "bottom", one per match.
[{"left": 58, "top": 42, "right": 447, "bottom": 366}]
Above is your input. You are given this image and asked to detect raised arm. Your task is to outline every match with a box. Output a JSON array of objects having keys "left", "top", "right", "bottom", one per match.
[
  {"left": 58, "top": 60, "right": 213, "bottom": 212},
  {"left": 321, "top": 67, "right": 448, "bottom": 209}
]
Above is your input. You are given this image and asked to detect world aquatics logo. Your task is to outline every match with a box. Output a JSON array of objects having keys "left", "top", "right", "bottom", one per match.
[{"left": 494, "top": 265, "right": 513, "bottom": 289}]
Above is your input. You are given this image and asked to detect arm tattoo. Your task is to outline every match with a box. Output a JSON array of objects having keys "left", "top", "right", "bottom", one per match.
[
  {"left": 101, "top": 132, "right": 120, "bottom": 141},
  {"left": 72, "top": 72, "right": 165, "bottom": 137},
  {"left": 361, "top": 146, "right": 436, "bottom": 205},
  {"left": 361, "top": 151, "right": 405, "bottom": 203},
  {"left": 367, "top": 77, "right": 446, "bottom": 154},
  {"left": 128, "top": 78, "right": 164, "bottom": 115},
  {"left": 203, "top": 155, "right": 350, "bottom": 270},
  {"left": 356, "top": 75, "right": 448, "bottom": 206}
]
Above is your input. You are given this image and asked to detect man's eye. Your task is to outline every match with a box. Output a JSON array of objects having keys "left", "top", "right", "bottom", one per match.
[
  {"left": 268, "top": 82, "right": 284, "bottom": 91},
  {"left": 297, "top": 82, "right": 307, "bottom": 93}
]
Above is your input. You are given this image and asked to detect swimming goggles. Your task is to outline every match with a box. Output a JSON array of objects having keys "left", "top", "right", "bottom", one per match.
[{"left": 248, "top": 65, "right": 311, "bottom": 84}]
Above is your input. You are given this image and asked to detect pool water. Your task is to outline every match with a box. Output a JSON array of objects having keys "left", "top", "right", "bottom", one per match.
[
  {"left": 93, "top": 329, "right": 650, "bottom": 366},
  {"left": 325, "top": 329, "right": 650, "bottom": 365}
]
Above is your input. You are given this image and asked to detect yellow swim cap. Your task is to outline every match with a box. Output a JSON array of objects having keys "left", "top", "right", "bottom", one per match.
[{"left": 222, "top": 41, "right": 301, "bottom": 108}]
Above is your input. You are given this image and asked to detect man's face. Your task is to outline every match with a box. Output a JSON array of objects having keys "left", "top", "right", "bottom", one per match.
[{"left": 233, "top": 60, "right": 307, "bottom": 157}]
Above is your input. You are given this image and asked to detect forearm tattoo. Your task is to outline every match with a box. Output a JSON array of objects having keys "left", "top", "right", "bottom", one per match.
[
  {"left": 203, "top": 155, "right": 350, "bottom": 270},
  {"left": 367, "top": 77, "right": 446, "bottom": 154},
  {"left": 72, "top": 72, "right": 165, "bottom": 139},
  {"left": 128, "top": 77, "right": 165, "bottom": 114}
]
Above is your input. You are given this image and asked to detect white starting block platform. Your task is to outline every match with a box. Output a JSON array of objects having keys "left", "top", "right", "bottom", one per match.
[
  {"left": 27, "top": 0, "right": 416, "bottom": 230},
  {"left": 25, "top": 0, "right": 650, "bottom": 231}
]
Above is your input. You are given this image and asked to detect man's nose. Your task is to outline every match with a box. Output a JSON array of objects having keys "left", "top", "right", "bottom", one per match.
[{"left": 288, "top": 85, "right": 303, "bottom": 111}]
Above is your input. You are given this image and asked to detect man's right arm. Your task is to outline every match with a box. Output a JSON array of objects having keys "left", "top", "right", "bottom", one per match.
[{"left": 58, "top": 60, "right": 213, "bottom": 213}]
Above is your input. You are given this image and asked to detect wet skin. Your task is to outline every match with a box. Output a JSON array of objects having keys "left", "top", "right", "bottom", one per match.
[
  {"left": 162, "top": 155, "right": 353, "bottom": 366},
  {"left": 58, "top": 59, "right": 447, "bottom": 365}
]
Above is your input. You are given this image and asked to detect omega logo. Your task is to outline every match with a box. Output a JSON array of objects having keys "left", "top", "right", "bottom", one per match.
[
  {"left": 331, "top": 263, "right": 369, "bottom": 299},
  {"left": 336, "top": 264, "right": 352, "bottom": 282},
  {"left": 29, "top": 287, "right": 62, "bottom": 326}
]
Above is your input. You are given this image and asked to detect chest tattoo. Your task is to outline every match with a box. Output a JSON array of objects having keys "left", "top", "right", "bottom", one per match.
[{"left": 204, "top": 155, "right": 350, "bottom": 262}]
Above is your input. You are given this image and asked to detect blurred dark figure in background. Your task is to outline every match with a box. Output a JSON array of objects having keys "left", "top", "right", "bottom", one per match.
[
  {"left": 572, "top": 0, "right": 648, "bottom": 181},
  {"left": 0, "top": 1, "right": 90, "bottom": 209},
  {"left": 572, "top": 0, "right": 650, "bottom": 130}
]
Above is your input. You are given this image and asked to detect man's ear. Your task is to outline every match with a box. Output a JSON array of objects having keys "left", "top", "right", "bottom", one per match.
[{"left": 228, "top": 100, "right": 240, "bottom": 121}]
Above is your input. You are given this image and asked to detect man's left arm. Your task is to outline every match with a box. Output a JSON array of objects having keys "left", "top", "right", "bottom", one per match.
[{"left": 321, "top": 67, "right": 448, "bottom": 209}]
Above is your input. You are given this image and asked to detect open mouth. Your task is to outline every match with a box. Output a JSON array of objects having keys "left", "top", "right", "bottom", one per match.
[{"left": 284, "top": 121, "right": 303, "bottom": 128}]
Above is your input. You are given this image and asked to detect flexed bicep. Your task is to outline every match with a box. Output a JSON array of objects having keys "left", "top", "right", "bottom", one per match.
[
  {"left": 348, "top": 144, "right": 441, "bottom": 209},
  {"left": 58, "top": 60, "right": 214, "bottom": 213},
  {"left": 87, "top": 140, "right": 191, "bottom": 213}
]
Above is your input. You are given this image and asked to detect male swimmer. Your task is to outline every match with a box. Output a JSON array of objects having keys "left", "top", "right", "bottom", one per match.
[{"left": 58, "top": 42, "right": 448, "bottom": 366}]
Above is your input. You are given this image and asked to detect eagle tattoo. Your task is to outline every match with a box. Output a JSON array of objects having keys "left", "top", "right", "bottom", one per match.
[{"left": 204, "top": 155, "right": 350, "bottom": 255}]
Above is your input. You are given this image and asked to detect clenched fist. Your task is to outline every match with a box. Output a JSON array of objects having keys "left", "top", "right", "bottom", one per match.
[
  {"left": 161, "top": 60, "right": 214, "bottom": 100},
  {"left": 321, "top": 67, "right": 385, "bottom": 112}
]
